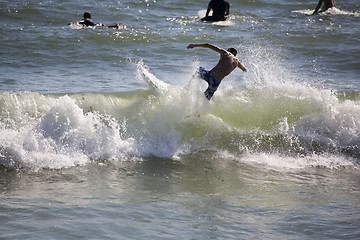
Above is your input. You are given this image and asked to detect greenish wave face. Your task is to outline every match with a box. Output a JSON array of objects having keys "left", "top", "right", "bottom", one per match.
[{"left": 1, "top": 74, "right": 359, "bottom": 170}]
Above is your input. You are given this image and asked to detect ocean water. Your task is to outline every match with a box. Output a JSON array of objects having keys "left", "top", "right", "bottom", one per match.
[{"left": 1, "top": 0, "right": 360, "bottom": 239}]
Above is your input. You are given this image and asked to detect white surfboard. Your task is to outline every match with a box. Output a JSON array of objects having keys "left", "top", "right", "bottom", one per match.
[
  {"left": 198, "top": 9, "right": 234, "bottom": 27},
  {"left": 198, "top": 9, "right": 211, "bottom": 19},
  {"left": 292, "top": 7, "right": 359, "bottom": 16},
  {"left": 137, "top": 62, "right": 212, "bottom": 117},
  {"left": 137, "top": 62, "right": 169, "bottom": 95}
]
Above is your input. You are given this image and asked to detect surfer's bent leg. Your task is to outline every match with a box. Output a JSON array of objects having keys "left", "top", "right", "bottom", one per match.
[{"left": 198, "top": 67, "right": 221, "bottom": 100}]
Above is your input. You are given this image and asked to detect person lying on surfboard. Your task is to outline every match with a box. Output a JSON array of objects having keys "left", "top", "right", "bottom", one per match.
[
  {"left": 201, "top": 0, "right": 230, "bottom": 22},
  {"left": 312, "top": 0, "right": 336, "bottom": 14},
  {"left": 187, "top": 43, "right": 247, "bottom": 100},
  {"left": 68, "top": 12, "right": 123, "bottom": 29}
]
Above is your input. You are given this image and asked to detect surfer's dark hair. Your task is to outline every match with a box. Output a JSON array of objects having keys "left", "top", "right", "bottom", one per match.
[
  {"left": 83, "top": 12, "right": 91, "bottom": 19},
  {"left": 227, "top": 47, "right": 237, "bottom": 56}
]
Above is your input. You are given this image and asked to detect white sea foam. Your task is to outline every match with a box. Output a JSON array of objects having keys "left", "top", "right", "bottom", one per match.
[
  {"left": 0, "top": 94, "right": 137, "bottom": 169},
  {"left": 293, "top": 8, "right": 359, "bottom": 16},
  {"left": 1, "top": 58, "right": 359, "bottom": 170},
  {"left": 242, "top": 152, "right": 357, "bottom": 171}
]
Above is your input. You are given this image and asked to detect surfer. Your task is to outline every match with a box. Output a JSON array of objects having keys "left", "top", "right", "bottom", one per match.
[
  {"left": 187, "top": 43, "right": 247, "bottom": 100},
  {"left": 201, "top": 0, "right": 230, "bottom": 22},
  {"left": 68, "top": 12, "right": 123, "bottom": 29},
  {"left": 312, "top": 0, "right": 336, "bottom": 14}
]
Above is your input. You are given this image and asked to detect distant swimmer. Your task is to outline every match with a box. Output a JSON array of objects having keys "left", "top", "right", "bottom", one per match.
[
  {"left": 68, "top": 12, "right": 123, "bottom": 29},
  {"left": 187, "top": 43, "right": 247, "bottom": 100},
  {"left": 201, "top": 0, "right": 230, "bottom": 22},
  {"left": 312, "top": 0, "right": 336, "bottom": 14}
]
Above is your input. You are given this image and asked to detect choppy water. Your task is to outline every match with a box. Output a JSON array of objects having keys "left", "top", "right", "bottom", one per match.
[{"left": 1, "top": 0, "right": 360, "bottom": 239}]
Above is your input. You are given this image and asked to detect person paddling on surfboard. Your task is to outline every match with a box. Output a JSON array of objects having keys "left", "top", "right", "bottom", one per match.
[
  {"left": 68, "top": 12, "right": 123, "bottom": 29},
  {"left": 187, "top": 43, "right": 247, "bottom": 100},
  {"left": 201, "top": 0, "right": 230, "bottom": 22},
  {"left": 312, "top": 0, "right": 336, "bottom": 14}
]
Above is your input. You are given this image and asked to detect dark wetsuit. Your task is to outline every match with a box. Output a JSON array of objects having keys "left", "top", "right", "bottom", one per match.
[
  {"left": 202, "top": 0, "right": 230, "bottom": 22},
  {"left": 80, "top": 18, "right": 97, "bottom": 26},
  {"left": 198, "top": 67, "right": 221, "bottom": 100}
]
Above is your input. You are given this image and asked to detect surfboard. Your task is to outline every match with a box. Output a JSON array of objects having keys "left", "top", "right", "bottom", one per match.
[
  {"left": 198, "top": 9, "right": 210, "bottom": 19},
  {"left": 137, "top": 62, "right": 211, "bottom": 118},
  {"left": 198, "top": 9, "right": 234, "bottom": 27},
  {"left": 292, "top": 8, "right": 359, "bottom": 16},
  {"left": 137, "top": 62, "right": 168, "bottom": 95}
]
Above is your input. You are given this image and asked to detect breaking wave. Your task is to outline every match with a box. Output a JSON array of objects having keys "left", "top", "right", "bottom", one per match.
[{"left": 0, "top": 61, "right": 359, "bottom": 170}]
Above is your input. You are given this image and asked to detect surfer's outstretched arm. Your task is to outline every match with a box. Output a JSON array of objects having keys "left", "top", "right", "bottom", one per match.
[{"left": 187, "top": 43, "right": 226, "bottom": 54}]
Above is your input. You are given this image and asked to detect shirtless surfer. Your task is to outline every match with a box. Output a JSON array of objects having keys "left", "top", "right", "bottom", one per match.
[
  {"left": 201, "top": 0, "right": 230, "bottom": 22},
  {"left": 68, "top": 12, "right": 122, "bottom": 29},
  {"left": 312, "top": 0, "right": 336, "bottom": 14},
  {"left": 187, "top": 43, "right": 247, "bottom": 100}
]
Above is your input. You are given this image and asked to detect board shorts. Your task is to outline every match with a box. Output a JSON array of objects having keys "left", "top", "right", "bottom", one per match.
[{"left": 198, "top": 67, "right": 221, "bottom": 100}]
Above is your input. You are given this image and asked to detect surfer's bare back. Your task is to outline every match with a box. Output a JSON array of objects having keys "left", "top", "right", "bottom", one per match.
[{"left": 187, "top": 43, "right": 247, "bottom": 100}]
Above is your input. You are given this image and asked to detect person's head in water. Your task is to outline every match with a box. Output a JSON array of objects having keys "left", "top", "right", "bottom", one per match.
[
  {"left": 83, "top": 12, "right": 91, "bottom": 19},
  {"left": 227, "top": 47, "right": 237, "bottom": 56}
]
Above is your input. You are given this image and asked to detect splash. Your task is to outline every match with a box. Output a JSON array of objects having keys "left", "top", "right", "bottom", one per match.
[
  {"left": 0, "top": 58, "right": 359, "bottom": 170},
  {"left": 0, "top": 93, "right": 136, "bottom": 169}
]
